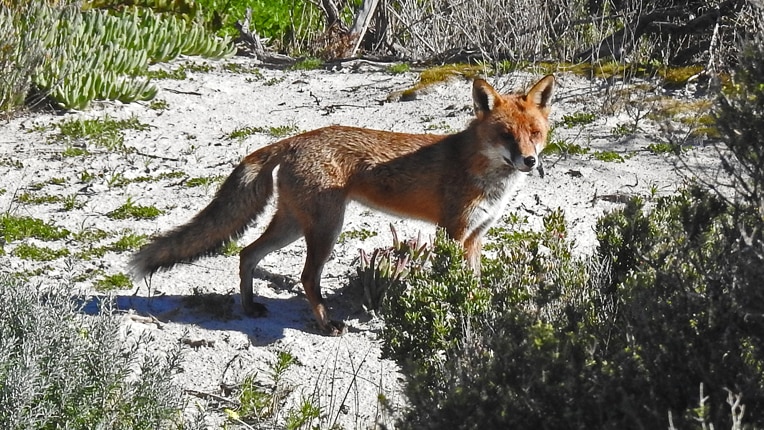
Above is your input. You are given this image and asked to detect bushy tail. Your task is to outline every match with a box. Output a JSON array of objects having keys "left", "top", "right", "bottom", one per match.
[{"left": 129, "top": 142, "right": 286, "bottom": 279}]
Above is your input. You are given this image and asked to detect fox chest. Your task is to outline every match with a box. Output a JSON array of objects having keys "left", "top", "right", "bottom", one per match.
[{"left": 465, "top": 171, "right": 527, "bottom": 236}]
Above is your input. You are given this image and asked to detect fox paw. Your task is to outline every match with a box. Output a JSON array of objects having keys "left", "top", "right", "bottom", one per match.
[
  {"left": 242, "top": 301, "right": 268, "bottom": 318},
  {"left": 324, "top": 320, "right": 347, "bottom": 336}
]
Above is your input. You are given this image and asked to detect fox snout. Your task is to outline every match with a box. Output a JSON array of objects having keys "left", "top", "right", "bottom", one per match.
[
  {"left": 519, "top": 154, "right": 537, "bottom": 171},
  {"left": 504, "top": 149, "right": 539, "bottom": 172}
]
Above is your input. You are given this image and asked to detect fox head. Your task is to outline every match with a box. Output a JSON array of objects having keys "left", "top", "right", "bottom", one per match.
[{"left": 471, "top": 75, "right": 555, "bottom": 175}]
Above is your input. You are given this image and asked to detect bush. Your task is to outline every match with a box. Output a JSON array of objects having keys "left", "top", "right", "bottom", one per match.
[
  {"left": 0, "top": 0, "right": 235, "bottom": 112},
  {"left": 380, "top": 192, "right": 764, "bottom": 429},
  {"left": 715, "top": 4, "right": 764, "bottom": 207},
  {"left": 379, "top": 8, "right": 764, "bottom": 427},
  {"left": 381, "top": 229, "right": 489, "bottom": 371},
  {"left": 0, "top": 274, "right": 199, "bottom": 429},
  {"left": 0, "top": 0, "right": 63, "bottom": 112}
]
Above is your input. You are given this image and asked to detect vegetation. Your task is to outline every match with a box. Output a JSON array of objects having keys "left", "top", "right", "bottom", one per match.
[
  {"left": 1, "top": 0, "right": 763, "bottom": 427},
  {"left": 0, "top": 214, "right": 70, "bottom": 242},
  {"left": 227, "top": 124, "right": 299, "bottom": 140},
  {"left": 108, "top": 198, "right": 164, "bottom": 220},
  {"left": 55, "top": 114, "right": 149, "bottom": 152},
  {"left": 561, "top": 111, "right": 596, "bottom": 128},
  {"left": 337, "top": 227, "right": 378, "bottom": 244},
  {"left": 370, "top": 10, "right": 764, "bottom": 427},
  {"left": 0, "top": 0, "right": 234, "bottom": 113},
  {"left": 0, "top": 275, "right": 199, "bottom": 429},
  {"left": 94, "top": 272, "right": 133, "bottom": 291}
]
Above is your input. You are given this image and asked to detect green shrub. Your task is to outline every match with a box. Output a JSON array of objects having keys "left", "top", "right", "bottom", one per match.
[
  {"left": 94, "top": 272, "right": 133, "bottom": 291},
  {"left": 12, "top": 242, "right": 70, "bottom": 261},
  {"left": 0, "top": 275, "right": 199, "bottom": 429},
  {"left": 380, "top": 229, "right": 489, "bottom": 370},
  {"left": 715, "top": 6, "right": 764, "bottom": 207},
  {"left": 0, "top": 1, "right": 235, "bottom": 112},
  {"left": 0, "top": 1, "right": 61, "bottom": 112},
  {"left": 381, "top": 196, "right": 764, "bottom": 429},
  {"left": 594, "top": 188, "right": 764, "bottom": 428},
  {"left": 195, "top": 0, "right": 324, "bottom": 50}
]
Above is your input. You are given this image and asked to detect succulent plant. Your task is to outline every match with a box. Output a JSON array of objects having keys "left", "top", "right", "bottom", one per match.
[
  {"left": 352, "top": 224, "right": 433, "bottom": 313},
  {"left": 31, "top": 5, "right": 235, "bottom": 110}
]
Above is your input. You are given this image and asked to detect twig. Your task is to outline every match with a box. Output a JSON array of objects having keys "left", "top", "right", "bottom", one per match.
[
  {"left": 185, "top": 389, "right": 241, "bottom": 407},
  {"left": 132, "top": 149, "right": 180, "bottom": 162}
]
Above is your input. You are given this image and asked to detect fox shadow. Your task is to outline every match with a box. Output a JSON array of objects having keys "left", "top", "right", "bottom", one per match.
[{"left": 78, "top": 268, "right": 370, "bottom": 345}]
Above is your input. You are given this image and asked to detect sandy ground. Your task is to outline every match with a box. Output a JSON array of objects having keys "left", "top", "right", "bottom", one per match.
[{"left": 0, "top": 58, "right": 723, "bottom": 428}]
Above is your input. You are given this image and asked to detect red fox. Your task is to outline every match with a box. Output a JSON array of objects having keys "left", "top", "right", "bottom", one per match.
[{"left": 131, "top": 75, "right": 555, "bottom": 335}]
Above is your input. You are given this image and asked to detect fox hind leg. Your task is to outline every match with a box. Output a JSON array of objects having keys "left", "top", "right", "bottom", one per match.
[
  {"left": 239, "top": 207, "right": 303, "bottom": 316},
  {"left": 298, "top": 199, "right": 347, "bottom": 335}
]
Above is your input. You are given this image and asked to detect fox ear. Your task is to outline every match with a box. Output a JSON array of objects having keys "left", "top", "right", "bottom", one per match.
[
  {"left": 473, "top": 79, "right": 502, "bottom": 118},
  {"left": 527, "top": 74, "right": 555, "bottom": 115}
]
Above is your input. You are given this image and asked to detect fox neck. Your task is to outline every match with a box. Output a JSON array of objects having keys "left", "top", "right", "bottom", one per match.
[{"left": 452, "top": 128, "right": 531, "bottom": 240}]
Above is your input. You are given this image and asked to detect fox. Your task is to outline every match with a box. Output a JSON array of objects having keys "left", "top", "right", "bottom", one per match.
[{"left": 130, "top": 74, "right": 555, "bottom": 335}]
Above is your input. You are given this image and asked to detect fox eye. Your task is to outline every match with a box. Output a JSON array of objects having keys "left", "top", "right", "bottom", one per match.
[
  {"left": 531, "top": 130, "right": 541, "bottom": 139},
  {"left": 500, "top": 131, "right": 514, "bottom": 141}
]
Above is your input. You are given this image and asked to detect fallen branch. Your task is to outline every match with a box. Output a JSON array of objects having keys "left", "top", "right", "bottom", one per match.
[{"left": 235, "top": 8, "right": 295, "bottom": 65}]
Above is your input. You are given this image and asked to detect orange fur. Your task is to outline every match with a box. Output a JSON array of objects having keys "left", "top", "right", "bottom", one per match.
[{"left": 131, "top": 75, "right": 556, "bottom": 335}]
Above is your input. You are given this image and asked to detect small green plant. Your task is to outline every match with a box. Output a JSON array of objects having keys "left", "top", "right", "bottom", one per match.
[
  {"left": 15, "top": 192, "right": 60, "bottom": 205},
  {"left": 647, "top": 142, "right": 681, "bottom": 155},
  {"left": 611, "top": 123, "right": 633, "bottom": 137},
  {"left": 107, "top": 172, "right": 130, "bottom": 188},
  {"left": 61, "top": 194, "right": 84, "bottom": 211},
  {"left": 337, "top": 227, "right": 378, "bottom": 244},
  {"left": 543, "top": 126, "right": 589, "bottom": 156},
  {"left": 593, "top": 150, "right": 625, "bottom": 162},
  {"left": 0, "top": 157, "right": 23, "bottom": 169},
  {"left": 108, "top": 198, "right": 164, "bottom": 220},
  {"left": 72, "top": 227, "right": 113, "bottom": 260},
  {"left": 228, "top": 124, "right": 299, "bottom": 140},
  {"left": 79, "top": 171, "right": 97, "bottom": 182},
  {"left": 267, "top": 124, "right": 299, "bottom": 138},
  {"left": 388, "top": 63, "right": 411, "bottom": 74},
  {"left": 545, "top": 138, "right": 590, "bottom": 156},
  {"left": 227, "top": 351, "right": 305, "bottom": 426},
  {"left": 56, "top": 114, "right": 148, "bottom": 152},
  {"left": 561, "top": 111, "right": 596, "bottom": 128},
  {"left": 94, "top": 272, "right": 132, "bottom": 291},
  {"left": 264, "top": 77, "right": 284, "bottom": 86},
  {"left": 424, "top": 121, "right": 453, "bottom": 133},
  {"left": 156, "top": 171, "right": 186, "bottom": 180},
  {"left": 290, "top": 57, "right": 323, "bottom": 71},
  {"left": 73, "top": 227, "right": 110, "bottom": 243},
  {"left": 227, "top": 125, "right": 266, "bottom": 140},
  {"left": 111, "top": 233, "right": 147, "bottom": 251},
  {"left": 185, "top": 175, "right": 225, "bottom": 188},
  {"left": 12, "top": 243, "right": 70, "bottom": 261},
  {"left": 220, "top": 240, "right": 242, "bottom": 257},
  {"left": 146, "top": 67, "right": 187, "bottom": 80},
  {"left": 223, "top": 63, "right": 264, "bottom": 78},
  {"left": 149, "top": 98, "right": 169, "bottom": 110},
  {"left": 0, "top": 214, "right": 70, "bottom": 242},
  {"left": 48, "top": 177, "right": 66, "bottom": 185}
]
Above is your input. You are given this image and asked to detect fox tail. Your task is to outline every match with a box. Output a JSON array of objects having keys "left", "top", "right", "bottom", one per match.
[{"left": 129, "top": 142, "right": 286, "bottom": 279}]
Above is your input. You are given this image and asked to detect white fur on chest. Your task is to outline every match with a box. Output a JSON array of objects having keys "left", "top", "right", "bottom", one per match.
[{"left": 467, "top": 171, "right": 527, "bottom": 237}]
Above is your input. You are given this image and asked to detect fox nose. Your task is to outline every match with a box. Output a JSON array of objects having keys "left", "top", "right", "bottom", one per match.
[{"left": 523, "top": 156, "right": 537, "bottom": 168}]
